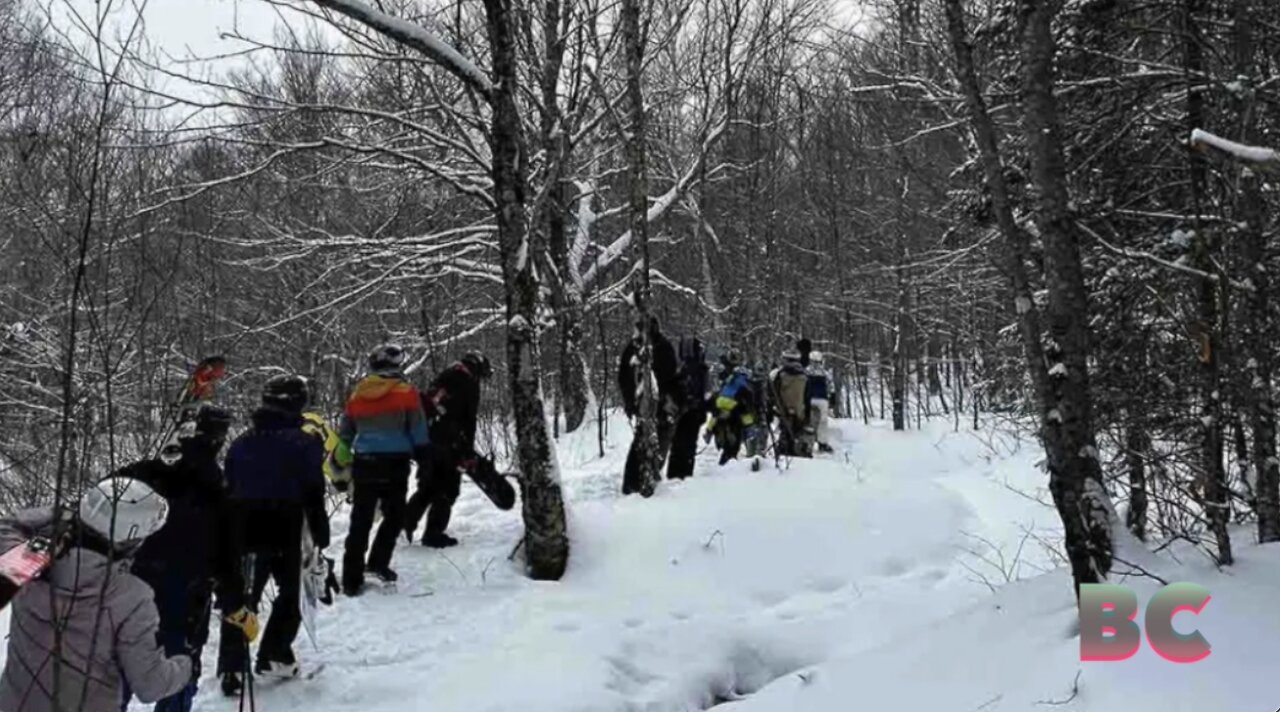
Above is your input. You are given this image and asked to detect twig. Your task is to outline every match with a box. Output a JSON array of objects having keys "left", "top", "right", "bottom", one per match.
[
  {"left": 480, "top": 557, "right": 496, "bottom": 585},
  {"left": 1036, "top": 670, "right": 1082, "bottom": 706},
  {"left": 972, "top": 694, "right": 1004, "bottom": 711},
  {"left": 1109, "top": 555, "right": 1170, "bottom": 586},
  {"left": 439, "top": 552, "right": 469, "bottom": 584},
  {"left": 703, "top": 529, "right": 724, "bottom": 551}
]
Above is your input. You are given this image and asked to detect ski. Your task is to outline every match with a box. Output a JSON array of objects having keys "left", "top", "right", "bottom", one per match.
[{"left": 158, "top": 356, "right": 228, "bottom": 464}]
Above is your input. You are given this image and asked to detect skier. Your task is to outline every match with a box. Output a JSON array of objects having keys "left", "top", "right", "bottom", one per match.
[
  {"left": 218, "top": 374, "right": 329, "bottom": 691},
  {"left": 667, "top": 335, "right": 710, "bottom": 480},
  {"left": 0, "top": 478, "right": 196, "bottom": 712},
  {"left": 771, "top": 351, "right": 813, "bottom": 457},
  {"left": 618, "top": 317, "right": 681, "bottom": 494},
  {"left": 114, "top": 404, "right": 240, "bottom": 712},
  {"left": 807, "top": 351, "right": 835, "bottom": 453},
  {"left": 403, "top": 351, "right": 493, "bottom": 548},
  {"left": 705, "top": 353, "right": 758, "bottom": 466},
  {"left": 335, "top": 344, "right": 430, "bottom": 594}
]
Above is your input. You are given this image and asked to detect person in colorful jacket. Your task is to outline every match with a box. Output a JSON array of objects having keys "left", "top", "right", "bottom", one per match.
[{"left": 335, "top": 344, "right": 430, "bottom": 595}]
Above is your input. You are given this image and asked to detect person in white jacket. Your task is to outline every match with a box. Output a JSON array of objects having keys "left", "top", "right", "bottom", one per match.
[{"left": 0, "top": 478, "right": 195, "bottom": 712}]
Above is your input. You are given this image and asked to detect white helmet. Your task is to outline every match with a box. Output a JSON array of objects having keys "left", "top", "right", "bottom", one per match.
[
  {"left": 78, "top": 477, "right": 168, "bottom": 550},
  {"left": 811, "top": 351, "right": 825, "bottom": 365}
]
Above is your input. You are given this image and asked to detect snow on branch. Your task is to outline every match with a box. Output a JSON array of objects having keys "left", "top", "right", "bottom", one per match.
[
  {"left": 307, "top": 0, "right": 494, "bottom": 97},
  {"left": 578, "top": 119, "right": 728, "bottom": 287},
  {"left": 1190, "top": 129, "right": 1280, "bottom": 164}
]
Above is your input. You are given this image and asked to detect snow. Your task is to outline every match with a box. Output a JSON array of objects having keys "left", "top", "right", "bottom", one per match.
[
  {"left": 309, "top": 0, "right": 493, "bottom": 95},
  {"left": 1191, "top": 128, "right": 1280, "bottom": 164},
  {"left": 8, "top": 412, "right": 1279, "bottom": 711}
]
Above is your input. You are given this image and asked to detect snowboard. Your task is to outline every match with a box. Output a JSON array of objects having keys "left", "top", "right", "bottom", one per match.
[
  {"left": 467, "top": 456, "right": 516, "bottom": 511},
  {"left": 300, "top": 520, "right": 323, "bottom": 650},
  {"left": 0, "top": 535, "right": 59, "bottom": 610}
]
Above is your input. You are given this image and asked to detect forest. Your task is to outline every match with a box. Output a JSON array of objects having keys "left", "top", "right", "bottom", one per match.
[{"left": 0, "top": 0, "right": 1278, "bottom": 592}]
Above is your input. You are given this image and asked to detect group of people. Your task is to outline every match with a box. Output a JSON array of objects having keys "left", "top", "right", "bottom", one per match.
[
  {"left": 617, "top": 319, "right": 835, "bottom": 488},
  {"left": 0, "top": 344, "right": 494, "bottom": 712},
  {"left": 0, "top": 329, "right": 838, "bottom": 712}
]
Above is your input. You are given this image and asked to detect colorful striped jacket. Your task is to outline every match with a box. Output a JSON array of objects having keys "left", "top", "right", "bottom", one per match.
[{"left": 335, "top": 375, "right": 430, "bottom": 464}]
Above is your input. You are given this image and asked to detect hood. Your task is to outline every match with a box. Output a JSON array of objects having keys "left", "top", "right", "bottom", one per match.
[
  {"left": 351, "top": 375, "right": 405, "bottom": 401},
  {"left": 251, "top": 404, "right": 303, "bottom": 431},
  {"left": 47, "top": 547, "right": 127, "bottom": 599}
]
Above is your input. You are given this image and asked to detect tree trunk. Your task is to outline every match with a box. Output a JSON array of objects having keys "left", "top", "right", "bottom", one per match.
[
  {"left": 621, "top": 0, "right": 660, "bottom": 495},
  {"left": 484, "top": 0, "right": 569, "bottom": 579},
  {"left": 1125, "top": 415, "right": 1150, "bottom": 542},
  {"left": 945, "top": 0, "right": 1112, "bottom": 596},
  {"left": 1182, "top": 0, "right": 1232, "bottom": 565}
]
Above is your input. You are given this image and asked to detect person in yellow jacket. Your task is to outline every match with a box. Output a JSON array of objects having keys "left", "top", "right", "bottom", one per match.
[{"left": 302, "top": 412, "right": 352, "bottom": 495}]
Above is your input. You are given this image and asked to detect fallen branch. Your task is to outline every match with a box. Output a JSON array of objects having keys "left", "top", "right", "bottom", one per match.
[{"left": 1036, "top": 670, "right": 1082, "bottom": 706}]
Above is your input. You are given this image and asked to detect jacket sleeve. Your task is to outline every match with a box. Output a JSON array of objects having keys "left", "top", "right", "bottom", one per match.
[
  {"left": 115, "top": 589, "right": 193, "bottom": 703},
  {"left": 0, "top": 508, "right": 52, "bottom": 553},
  {"left": 301, "top": 437, "right": 330, "bottom": 549},
  {"left": 406, "top": 386, "right": 431, "bottom": 452},
  {"left": 335, "top": 401, "right": 356, "bottom": 467}
]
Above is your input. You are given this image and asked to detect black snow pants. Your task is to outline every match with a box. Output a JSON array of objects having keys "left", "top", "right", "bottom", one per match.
[
  {"left": 217, "top": 505, "right": 304, "bottom": 673},
  {"left": 404, "top": 450, "right": 463, "bottom": 542},
  {"left": 342, "top": 455, "right": 410, "bottom": 589},
  {"left": 667, "top": 406, "right": 704, "bottom": 479}
]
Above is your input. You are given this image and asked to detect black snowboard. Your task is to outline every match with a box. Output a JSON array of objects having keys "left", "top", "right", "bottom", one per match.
[{"left": 468, "top": 457, "right": 516, "bottom": 510}]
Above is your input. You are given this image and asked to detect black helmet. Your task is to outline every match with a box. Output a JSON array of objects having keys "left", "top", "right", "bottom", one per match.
[
  {"left": 369, "top": 343, "right": 407, "bottom": 375},
  {"left": 263, "top": 374, "right": 310, "bottom": 412},
  {"left": 190, "top": 404, "right": 232, "bottom": 441},
  {"left": 461, "top": 352, "right": 493, "bottom": 379}
]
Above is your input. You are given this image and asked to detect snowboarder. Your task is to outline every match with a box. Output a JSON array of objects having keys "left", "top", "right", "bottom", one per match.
[
  {"left": 807, "top": 351, "right": 835, "bottom": 453},
  {"left": 335, "top": 344, "right": 430, "bottom": 594},
  {"left": 114, "top": 404, "right": 239, "bottom": 712},
  {"left": 618, "top": 317, "right": 681, "bottom": 494},
  {"left": 667, "top": 335, "right": 710, "bottom": 479},
  {"left": 404, "top": 351, "right": 493, "bottom": 548},
  {"left": 771, "top": 351, "right": 814, "bottom": 457},
  {"left": 0, "top": 478, "right": 196, "bottom": 712},
  {"left": 706, "top": 357, "right": 759, "bottom": 466},
  {"left": 218, "top": 374, "right": 329, "bottom": 690}
]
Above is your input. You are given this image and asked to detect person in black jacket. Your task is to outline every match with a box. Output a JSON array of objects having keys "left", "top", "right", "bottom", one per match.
[
  {"left": 618, "top": 317, "right": 681, "bottom": 495},
  {"left": 404, "top": 352, "right": 492, "bottom": 548},
  {"left": 217, "top": 375, "right": 329, "bottom": 690},
  {"left": 115, "top": 404, "right": 237, "bottom": 712}
]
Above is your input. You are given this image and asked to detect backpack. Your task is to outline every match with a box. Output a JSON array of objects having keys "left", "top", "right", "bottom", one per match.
[
  {"left": 715, "top": 369, "right": 751, "bottom": 414},
  {"left": 776, "top": 364, "right": 808, "bottom": 418},
  {"left": 676, "top": 336, "right": 708, "bottom": 405}
]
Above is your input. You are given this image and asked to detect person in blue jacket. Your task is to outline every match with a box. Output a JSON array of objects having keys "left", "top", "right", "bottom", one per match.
[{"left": 217, "top": 375, "right": 329, "bottom": 692}]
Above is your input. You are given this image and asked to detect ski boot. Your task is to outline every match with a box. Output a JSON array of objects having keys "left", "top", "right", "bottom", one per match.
[
  {"left": 220, "top": 672, "right": 243, "bottom": 697},
  {"left": 421, "top": 532, "right": 458, "bottom": 549},
  {"left": 368, "top": 565, "right": 398, "bottom": 584},
  {"left": 256, "top": 658, "right": 299, "bottom": 679}
]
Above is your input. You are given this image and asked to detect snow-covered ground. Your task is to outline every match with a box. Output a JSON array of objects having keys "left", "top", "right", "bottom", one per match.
[{"left": 70, "top": 413, "right": 1280, "bottom": 709}]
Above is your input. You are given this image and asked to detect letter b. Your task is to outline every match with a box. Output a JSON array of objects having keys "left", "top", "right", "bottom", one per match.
[{"left": 1079, "top": 583, "right": 1141, "bottom": 661}]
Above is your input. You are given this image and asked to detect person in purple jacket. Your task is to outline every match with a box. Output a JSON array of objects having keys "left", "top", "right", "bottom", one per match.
[{"left": 217, "top": 375, "right": 329, "bottom": 693}]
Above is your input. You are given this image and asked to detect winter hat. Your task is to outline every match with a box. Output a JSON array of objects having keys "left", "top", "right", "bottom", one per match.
[
  {"left": 79, "top": 477, "right": 168, "bottom": 552},
  {"left": 263, "top": 374, "right": 310, "bottom": 412},
  {"left": 461, "top": 352, "right": 493, "bottom": 379},
  {"left": 369, "top": 343, "right": 407, "bottom": 377}
]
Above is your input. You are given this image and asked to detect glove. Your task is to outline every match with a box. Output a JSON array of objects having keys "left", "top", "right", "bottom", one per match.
[
  {"left": 333, "top": 479, "right": 350, "bottom": 493},
  {"left": 225, "top": 607, "right": 260, "bottom": 643}
]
